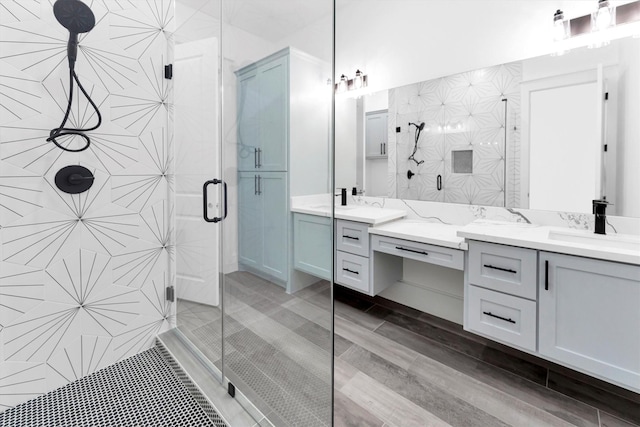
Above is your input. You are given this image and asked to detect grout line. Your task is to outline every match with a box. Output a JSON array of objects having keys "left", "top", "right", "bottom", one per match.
[{"left": 597, "top": 409, "right": 602, "bottom": 427}]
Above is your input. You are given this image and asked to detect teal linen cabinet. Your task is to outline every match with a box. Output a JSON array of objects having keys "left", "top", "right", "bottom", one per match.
[{"left": 236, "top": 48, "right": 330, "bottom": 290}]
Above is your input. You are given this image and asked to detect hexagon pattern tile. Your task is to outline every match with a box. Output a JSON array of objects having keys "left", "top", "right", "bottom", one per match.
[
  {"left": 0, "top": 0, "right": 176, "bottom": 411},
  {"left": 390, "top": 62, "right": 522, "bottom": 207}
]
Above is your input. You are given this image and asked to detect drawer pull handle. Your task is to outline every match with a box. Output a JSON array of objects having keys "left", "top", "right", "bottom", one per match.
[
  {"left": 395, "top": 246, "right": 428, "bottom": 256},
  {"left": 483, "top": 311, "right": 516, "bottom": 324},
  {"left": 343, "top": 235, "right": 359, "bottom": 241},
  {"left": 545, "top": 260, "right": 549, "bottom": 290},
  {"left": 343, "top": 268, "right": 359, "bottom": 275},
  {"left": 483, "top": 264, "right": 517, "bottom": 274}
]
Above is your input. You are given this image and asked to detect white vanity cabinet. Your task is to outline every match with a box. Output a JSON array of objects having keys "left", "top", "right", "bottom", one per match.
[
  {"left": 292, "top": 213, "right": 331, "bottom": 280},
  {"left": 465, "top": 241, "right": 538, "bottom": 352},
  {"left": 538, "top": 252, "right": 640, "bottom": 392},
  {"left": 335, "top": 220, "right": 372, "bottom": 294}
]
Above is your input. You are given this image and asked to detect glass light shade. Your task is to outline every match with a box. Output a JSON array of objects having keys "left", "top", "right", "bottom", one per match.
[
  {"left": 553, "top": 9, "right": 570, "bottom": 41},
  {"left": 353, "top": 70, "right": 363, "bottom": 89},
  {"left": 337, "top": 74, "right": 348, "bottom": 93},
  {"left": 592, "top": 0, "right": 615, "bottom": 32}
]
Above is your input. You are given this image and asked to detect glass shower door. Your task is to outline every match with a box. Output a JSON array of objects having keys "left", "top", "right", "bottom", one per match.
[
  {"left": 173, "top": 0, "right": 225, "bottom": 380},
  {"left": 221, "top": 1, "right": 334, "bottom": 425}
]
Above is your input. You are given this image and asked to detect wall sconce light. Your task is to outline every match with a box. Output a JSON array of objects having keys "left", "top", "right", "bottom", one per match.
[
  {"left": 552, "top": 0, "right": 640, "bottom": 51},
  {"left": 353, "top": 69, "right": 364, "bottom": 89},
  {"left": 592, "top": 0, "right": 616, "bottom": 33},
  {"left": 337, "top": 74, "right": 348, "bottom": 93},
  {"left": 335, "top": 70, "right": 368, "bottom": 93},
  {"left": 553, "top": 9, "right": 571, "bottom": 41}
]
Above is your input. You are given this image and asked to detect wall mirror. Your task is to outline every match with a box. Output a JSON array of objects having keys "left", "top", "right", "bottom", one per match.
[{"left": 336, "top": 37, "right": 639, "bottom": 218}]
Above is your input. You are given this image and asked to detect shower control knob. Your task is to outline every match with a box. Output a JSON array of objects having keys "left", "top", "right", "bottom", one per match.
[{"left": 55, "top": 165, "right": 95, "bottom": 194}]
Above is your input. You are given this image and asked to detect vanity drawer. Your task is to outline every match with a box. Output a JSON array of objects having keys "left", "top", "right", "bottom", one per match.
[
  {"left": 336, "top": 251, "right": 370, "bottom": 293},
  {"left": 371, "top": 235, "right": 464, "bottom": 270},
  {"left": 468, "top": 241, "right": 537, "bottom": 300},
  {"left": 467, "top": 285, "right": 537, "bottom": 352},
  {"left": 336, "top": 220, "right": 369, "bottom": 257}
]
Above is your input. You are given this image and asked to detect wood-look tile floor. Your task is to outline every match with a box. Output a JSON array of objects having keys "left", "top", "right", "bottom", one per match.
[{"left": 177, "top": 273, "right": 640, "bottom": 427}]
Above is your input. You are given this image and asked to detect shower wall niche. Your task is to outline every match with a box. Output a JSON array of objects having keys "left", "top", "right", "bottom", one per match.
[
  {"left": 0, "top": 1, "right": 176, "bottom": 409},
  {"left": 389, "top": 62, "right": 522, "bottom": 207}
]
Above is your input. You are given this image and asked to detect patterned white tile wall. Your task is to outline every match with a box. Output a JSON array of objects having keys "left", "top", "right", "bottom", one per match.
[
  {"left": 389, "top": 63, "right": 522, "bottom": 207},
  {"left": 0, "top": 0, "right": 176, "bottom": 410}
]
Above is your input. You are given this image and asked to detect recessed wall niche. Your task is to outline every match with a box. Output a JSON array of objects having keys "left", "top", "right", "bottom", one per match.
[{"left": 452, "top": 150, "right": 473, "bottom": 174}]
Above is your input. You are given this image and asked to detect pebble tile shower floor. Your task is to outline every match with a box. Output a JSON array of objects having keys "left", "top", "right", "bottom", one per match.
[{"left": 0, "top": 347, "right": 227, "bottom": 427}]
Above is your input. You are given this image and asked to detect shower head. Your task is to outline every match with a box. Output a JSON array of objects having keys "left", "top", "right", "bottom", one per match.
[
  {"left": 53, "top": 0, "right": 95, "bottom": 69},
  {"left": 409, "top": 122, "right": 425, "bottom": 131},
  {"left": 54, "top": 0, "right": 95, "bottom": 34}
]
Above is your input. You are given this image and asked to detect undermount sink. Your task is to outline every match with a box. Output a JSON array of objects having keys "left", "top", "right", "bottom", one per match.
[
  {"left": 310, "top": 204, "right": 359, "bottom": 211},
  {"left": 548, "top": 229, "right": 640, "bottom": 252}
]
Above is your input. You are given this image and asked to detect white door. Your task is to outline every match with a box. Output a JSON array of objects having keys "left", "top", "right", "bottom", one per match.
[
  {"left": 174, "top": 38, "right": 220, "bottom": 305},
  {"left": 521, "top": 69, "right": 603, "bottom": 213}
]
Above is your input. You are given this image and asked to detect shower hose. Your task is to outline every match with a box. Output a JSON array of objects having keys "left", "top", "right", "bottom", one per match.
[{"left": 47, "top": 68, "right": 102, "bottom": 152}]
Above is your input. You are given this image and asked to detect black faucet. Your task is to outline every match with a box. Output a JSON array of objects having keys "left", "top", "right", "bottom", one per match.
[
  {"left": 592, "top": 199, "right": 609, "bottom": 235},
  {"left": 335, "top": 188, "right": 347, "bottom": 206}
]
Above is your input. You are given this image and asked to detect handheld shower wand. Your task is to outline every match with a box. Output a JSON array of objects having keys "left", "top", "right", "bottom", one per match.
[
  {"left": 48, "top": 0, "right": 101, "bottom": 153},
  {"left": 408, "top": 122, "right": 425, "bottom": 166},
  {"left": 53, "top": 0, "right": 95, "bottom": 70}
]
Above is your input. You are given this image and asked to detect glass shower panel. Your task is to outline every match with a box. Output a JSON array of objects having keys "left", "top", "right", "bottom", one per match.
[
  {"left": 173, "top": 0, "right": 224, "bottom": 379},
  {"left": 222, "top": 1, "right": 334, "bottom": 425}
]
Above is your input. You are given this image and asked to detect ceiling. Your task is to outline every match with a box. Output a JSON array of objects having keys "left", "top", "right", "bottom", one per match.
[{"left": 176, "top": 0, "right": 332, "bottom": 42}]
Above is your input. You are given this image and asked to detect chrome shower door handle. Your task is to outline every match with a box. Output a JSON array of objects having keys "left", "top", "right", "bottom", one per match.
[
  {"left": 254, "top": 148, "right": 258, "bottom": 169},
  {"left": 203, "top": 179, "right": 227, "bottom": 223}
]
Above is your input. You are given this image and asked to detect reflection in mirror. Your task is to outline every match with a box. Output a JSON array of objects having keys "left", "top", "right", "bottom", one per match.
[{"left": 339, "top": 37, "right": 639, "bottom": 217}]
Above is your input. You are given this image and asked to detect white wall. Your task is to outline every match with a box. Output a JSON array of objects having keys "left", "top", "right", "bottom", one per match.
[{"left": 336, "top": 0, "right": 626, "bottom": 92}]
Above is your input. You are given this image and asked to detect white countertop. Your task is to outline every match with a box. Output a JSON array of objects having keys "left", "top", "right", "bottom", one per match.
[
  {"left": 458, "top": 220, "right": 640, "bottom": 265},
  {"left": 291, "top": 204, "right": 406, "bottom": 225},
  {"left": 369, "top": 220, "right": 468, "bottom": 250}
]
